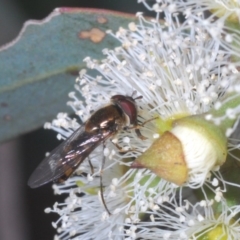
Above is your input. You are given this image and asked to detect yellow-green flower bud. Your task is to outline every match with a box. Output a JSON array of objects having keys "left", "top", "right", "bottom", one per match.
[{"left": 132, "top": 114, "right": 228, "bottom": 187}]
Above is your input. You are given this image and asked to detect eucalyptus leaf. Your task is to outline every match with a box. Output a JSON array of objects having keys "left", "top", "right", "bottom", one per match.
[{"left": 0, "top": 8, "right": 136, "bottom": 142}]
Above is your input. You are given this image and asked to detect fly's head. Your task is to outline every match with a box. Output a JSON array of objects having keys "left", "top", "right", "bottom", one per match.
[
  {"left": 111, "top": 94, "right": 147, "bottom": 140},
  {"left": 111, "top": 95, "right": 138, "bottom": 127}
]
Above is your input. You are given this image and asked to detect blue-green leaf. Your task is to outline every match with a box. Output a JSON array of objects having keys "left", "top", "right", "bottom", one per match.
[{"left": 0, "top": 8, "right": 136, "bottom": 142}]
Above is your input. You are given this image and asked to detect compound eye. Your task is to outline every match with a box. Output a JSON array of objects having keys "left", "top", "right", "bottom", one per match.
[
  {"left": 120, "top": 100, "right": 137, "bottom": 125},
  {"left": 111, "top": 95, "right": 137, "bottom": 125}
]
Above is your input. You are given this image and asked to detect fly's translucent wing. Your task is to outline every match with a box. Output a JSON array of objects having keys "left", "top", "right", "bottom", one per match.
[{"left": 28, "top": 125, "right": 112, "bottom": 188}]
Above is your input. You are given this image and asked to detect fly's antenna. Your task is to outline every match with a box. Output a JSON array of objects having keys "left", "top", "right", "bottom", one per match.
[
  {"left": 134, "top": 95, "right": 143, "bottom": 100},
  {"left": 131, "top": 90, "right": 137, "bottom": 97},
  {"left": 131, "top": 90, "right": 143, "bottom": 101}
]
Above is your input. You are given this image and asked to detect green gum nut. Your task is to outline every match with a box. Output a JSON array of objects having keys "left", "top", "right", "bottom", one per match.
[{"left": 132, "top": 114, "right": 228, "bottom": 186}]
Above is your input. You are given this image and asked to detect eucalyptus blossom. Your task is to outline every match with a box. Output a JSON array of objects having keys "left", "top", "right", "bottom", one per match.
[{"left": 43, "top": 2, "right": 240, "bottom": 239}]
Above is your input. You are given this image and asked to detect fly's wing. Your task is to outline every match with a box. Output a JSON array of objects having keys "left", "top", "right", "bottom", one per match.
[{"left": 28, "top": 125, "right": 110, "bottom": 188}]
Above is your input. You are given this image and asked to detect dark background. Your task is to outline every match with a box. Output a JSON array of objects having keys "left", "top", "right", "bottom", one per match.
[{"left": 0, "top": 1, "right": 151, "bottom": 240}]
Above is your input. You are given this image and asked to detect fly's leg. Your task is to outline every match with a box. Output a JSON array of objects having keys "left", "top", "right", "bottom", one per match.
[
  {"left": 138, "top": 116, "right": 159, "bottom": 128},
  {"left": 88, "top": 158, "right": 94, "bottom": 175},
  {"left": 134, "top": 128, "right": 147, "bottom": 140},
  {"left": 111, "top": 140, "right": 143, "bottom": 154},
  {"left": 100, "top": 143, "right": 111, "bottom": 215},
  {"left": 124, "top": 117, "right": 158, "bottom": 140},
  {"left": 132, "top": 92, "right": 158, "bottom": 140}
]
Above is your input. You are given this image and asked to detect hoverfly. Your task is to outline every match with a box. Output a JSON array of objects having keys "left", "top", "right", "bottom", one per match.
[{"left": 28, "top": 94, "right": 146, "bottom": 188}]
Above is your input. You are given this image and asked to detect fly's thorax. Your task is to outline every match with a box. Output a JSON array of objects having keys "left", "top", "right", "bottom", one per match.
[{"left": 84, "top": 104, "right": 127, "bottom": 134}]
